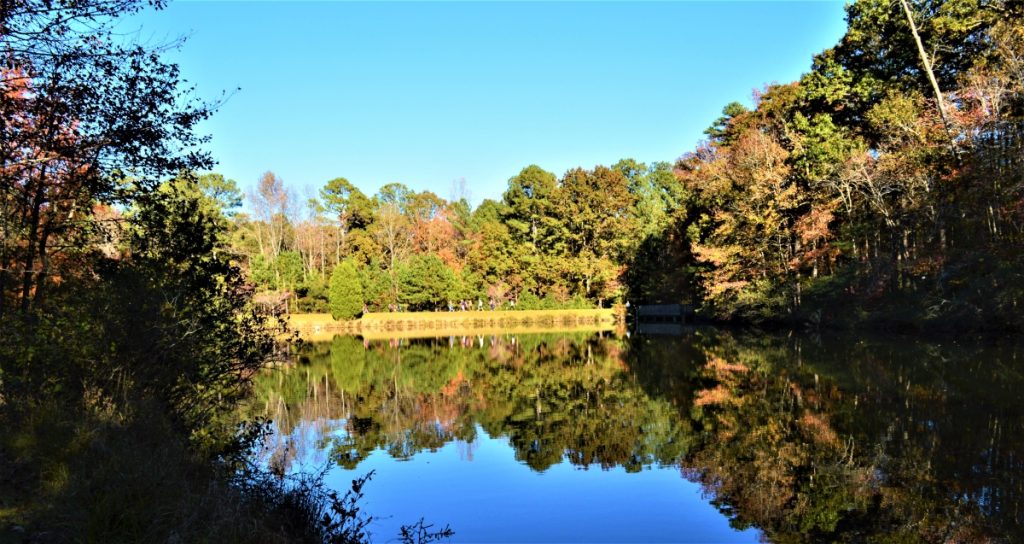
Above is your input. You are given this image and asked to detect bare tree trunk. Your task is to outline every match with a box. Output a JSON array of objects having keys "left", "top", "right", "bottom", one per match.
[
  {"left": 339, "top": 211, "right": 349, "bottom": 258},
  {"left": 898, "top": 0, "right": 960, "bottom": 162},
  {"left": 254, "top": 221, "right": 266, "bottom": 258},
  {"left": 21, "top": 182, "right": 45, "bottom": 313},
  {"left": 319, "top": 225, "right": 325, "bottom": 279},
  {"left": 32, "top": 225, "right": 51, "bottom": 308},
  {"left": 335, "top": 224, "right": 341, "bottom": 267},
  {"left": 0, "top": 261, "right": 6, "bottom": 317}
]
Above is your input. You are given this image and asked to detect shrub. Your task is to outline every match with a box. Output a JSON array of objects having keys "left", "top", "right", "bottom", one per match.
[{"left": 397, "top": 255, "right": 457, "bottom": 311}]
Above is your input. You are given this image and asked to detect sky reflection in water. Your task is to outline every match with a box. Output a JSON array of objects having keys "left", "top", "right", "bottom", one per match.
[
  {"left": 251, "top": 330, "right": 1024, "bottom": 543},
  {"left": 325, "top": 424, "right": 757, "bottom": 543}
]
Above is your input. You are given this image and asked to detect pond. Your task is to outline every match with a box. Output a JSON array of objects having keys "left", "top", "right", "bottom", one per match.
[{"left": 248, "top": 329, "right": 1024, "bottom": 542}]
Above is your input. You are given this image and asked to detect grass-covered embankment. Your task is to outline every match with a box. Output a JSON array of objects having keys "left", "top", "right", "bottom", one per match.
[{"left": 286, "top": 308, "right": 620, "bottom": 341}]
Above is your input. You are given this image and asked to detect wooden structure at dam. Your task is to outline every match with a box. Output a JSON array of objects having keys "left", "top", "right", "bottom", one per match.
[
  {"left": 634, "top": 303, "right": 694, "bottom": 323},
  {"left": 632, "top": 303, "right": 695, "bottom": 335}
]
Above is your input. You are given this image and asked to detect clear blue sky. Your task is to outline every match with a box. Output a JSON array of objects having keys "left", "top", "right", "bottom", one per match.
[{"left": 128, "top": 1, "right": 848, "bottom": 208}]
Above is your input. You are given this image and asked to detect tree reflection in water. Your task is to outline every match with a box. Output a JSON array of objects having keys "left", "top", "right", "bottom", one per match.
[{"left": 248, "top": 330, "right": 1024, "bottom": 542}]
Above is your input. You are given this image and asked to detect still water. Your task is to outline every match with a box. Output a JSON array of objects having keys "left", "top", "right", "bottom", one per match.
[{"left": 250, "top": 330, "right": 1023, "bottom": 542}]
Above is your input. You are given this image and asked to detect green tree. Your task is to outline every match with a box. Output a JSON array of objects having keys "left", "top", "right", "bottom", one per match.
[
  {"left": 371, "top": 184, "right": 413, "bottom": 276},
  {"left": 329, "top": 260, "right": 364, "bottom": 320},
  {"left": 377, "top": 182, "right": 414, "bottom": 212},
  {"left": 703, "top": 101, "right": 750, "bottom": 144},
  {"left": 275, "top": 250, "right": 304, "bottom": 292},
  {"left": 558, "top": 166, "right": 638, "bottom": 300},
  {"left": 360, "top": 261, "right": 394, "bottom": 311},
  {"left": 503, "top": 165, "right": 561, "bottom": 251},
  {"left": 197, "top": 173, "right": 243, "bottom": 217},
  {"left": 617, "top": 159, "right": 685, "bottom": 242},
  {"left": 320, "top": 176, "right": 373, "bottom": 263},
  {"left": 397, "top": 254, "right": 457, "bottom": 311},
  {"left": 465, "top": 199, "right": 526, "bottom": 296}
]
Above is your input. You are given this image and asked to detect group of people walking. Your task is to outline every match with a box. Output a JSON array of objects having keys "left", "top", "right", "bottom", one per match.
[
  {"left": 372, "top": 298, "right": 522, "bottom": 313},
  {"left": 447, "top": 298, "right": 517, "bottom": 312}
]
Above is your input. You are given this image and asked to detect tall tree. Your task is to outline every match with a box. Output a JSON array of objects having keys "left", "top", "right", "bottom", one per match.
[
  {"left": 371, "top": 186, "right": 412, "bottom": 298},
  {"left": 197, "top": 173, "right": 243, "bottom": 217},
  {"left": 897, "top": 0, "right": 959, "bottom": 159},
  {"left": 377, "top": 182, "right": 413, "bottom": 213},
  {"left": 703, "top": 102, "right": 751, "bottom": 145},
  {"left": 503, "top": 165, "right": 560, "bottom": 251},
  {"left": 249, "top": 171, "right": 291, "bottom": 261},
  {"left": 320, "top": 177, "right": 371, "bottom": 263},
  {"left": 558, "top": 166, "right": 638, "bottom": 298}
]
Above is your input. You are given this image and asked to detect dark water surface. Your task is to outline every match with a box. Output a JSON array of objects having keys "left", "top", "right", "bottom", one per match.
[{"left": 250, "top": 330, "right": 1024, "bottom": 542}]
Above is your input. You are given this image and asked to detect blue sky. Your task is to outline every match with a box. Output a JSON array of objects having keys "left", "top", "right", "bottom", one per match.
[{"left": 128, "top": 1, "right": 848, "bottom": 208}]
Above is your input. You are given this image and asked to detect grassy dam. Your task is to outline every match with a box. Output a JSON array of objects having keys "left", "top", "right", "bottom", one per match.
[{"left": 284, "top": 309, "right": 621, "bottom": 341}]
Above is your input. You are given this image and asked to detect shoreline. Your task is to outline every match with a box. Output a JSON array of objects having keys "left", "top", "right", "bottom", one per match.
[{"left": 285, "top": 308, "right": 622, "bottom": 341}]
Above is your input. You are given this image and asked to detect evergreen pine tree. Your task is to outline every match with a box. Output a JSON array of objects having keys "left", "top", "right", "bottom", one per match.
[{"left": 329, "top": 260, "right": 364, "bottom": 320}]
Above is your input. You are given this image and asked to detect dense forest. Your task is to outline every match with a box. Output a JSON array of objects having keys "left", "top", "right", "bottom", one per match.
[
  {"left": 676, "top": 0, "right": 1024, "bottom": 330},
  {"left": 213, "top": 161, "right": 683, "bottom": 316},
  {"left": 223, "top": 0, "right": 1024, "bottom": 331},
  {"left": 2, "top": 0, "right": 1023, "bottom": 541}
]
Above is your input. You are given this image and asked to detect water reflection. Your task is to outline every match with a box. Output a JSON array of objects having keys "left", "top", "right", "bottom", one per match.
[{"left": 249, "top": 331, "right": 1024, "bottom": 542}]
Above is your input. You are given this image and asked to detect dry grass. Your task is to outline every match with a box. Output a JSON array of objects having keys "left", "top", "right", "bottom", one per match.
[{"left": 283, "top": 309, "right": 618, "bottom": 341}]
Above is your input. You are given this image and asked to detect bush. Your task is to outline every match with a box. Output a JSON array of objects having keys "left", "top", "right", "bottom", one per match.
[
  {"left": 397, "top": 255, "right": 457, "bottom": 311},
  {"left": 299, "top": 277, "right": 330, "bottom": 313},
  {"left": 516, "top": 292, "right": 543, "bottom": 310},
  {"left": 514, "top": 292, "right": 595, "bottom": 310}
]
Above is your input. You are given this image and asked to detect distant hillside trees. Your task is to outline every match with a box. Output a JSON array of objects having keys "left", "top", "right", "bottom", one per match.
[{"left": 232, "top": 162, "right": 687, "bottom": 312}]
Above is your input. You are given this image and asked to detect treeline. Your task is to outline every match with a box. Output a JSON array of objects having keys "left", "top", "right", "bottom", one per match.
[
  {"left": 223, "top": 161, "right": 686, "bottom": 317},
  {"left": 234, "top": 0, "right": 1024, "bottom": 331}
]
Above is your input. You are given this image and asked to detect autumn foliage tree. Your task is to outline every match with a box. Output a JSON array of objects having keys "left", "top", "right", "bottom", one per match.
[
  {"left": 1, "top": 0, "right": 214, "bottom": 315},
  {"left": 672, "top": 0, "right": 1024, "bottom": 328},
  {"left": 0, "top": 2, "right": 330, "bottom": 540}
]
